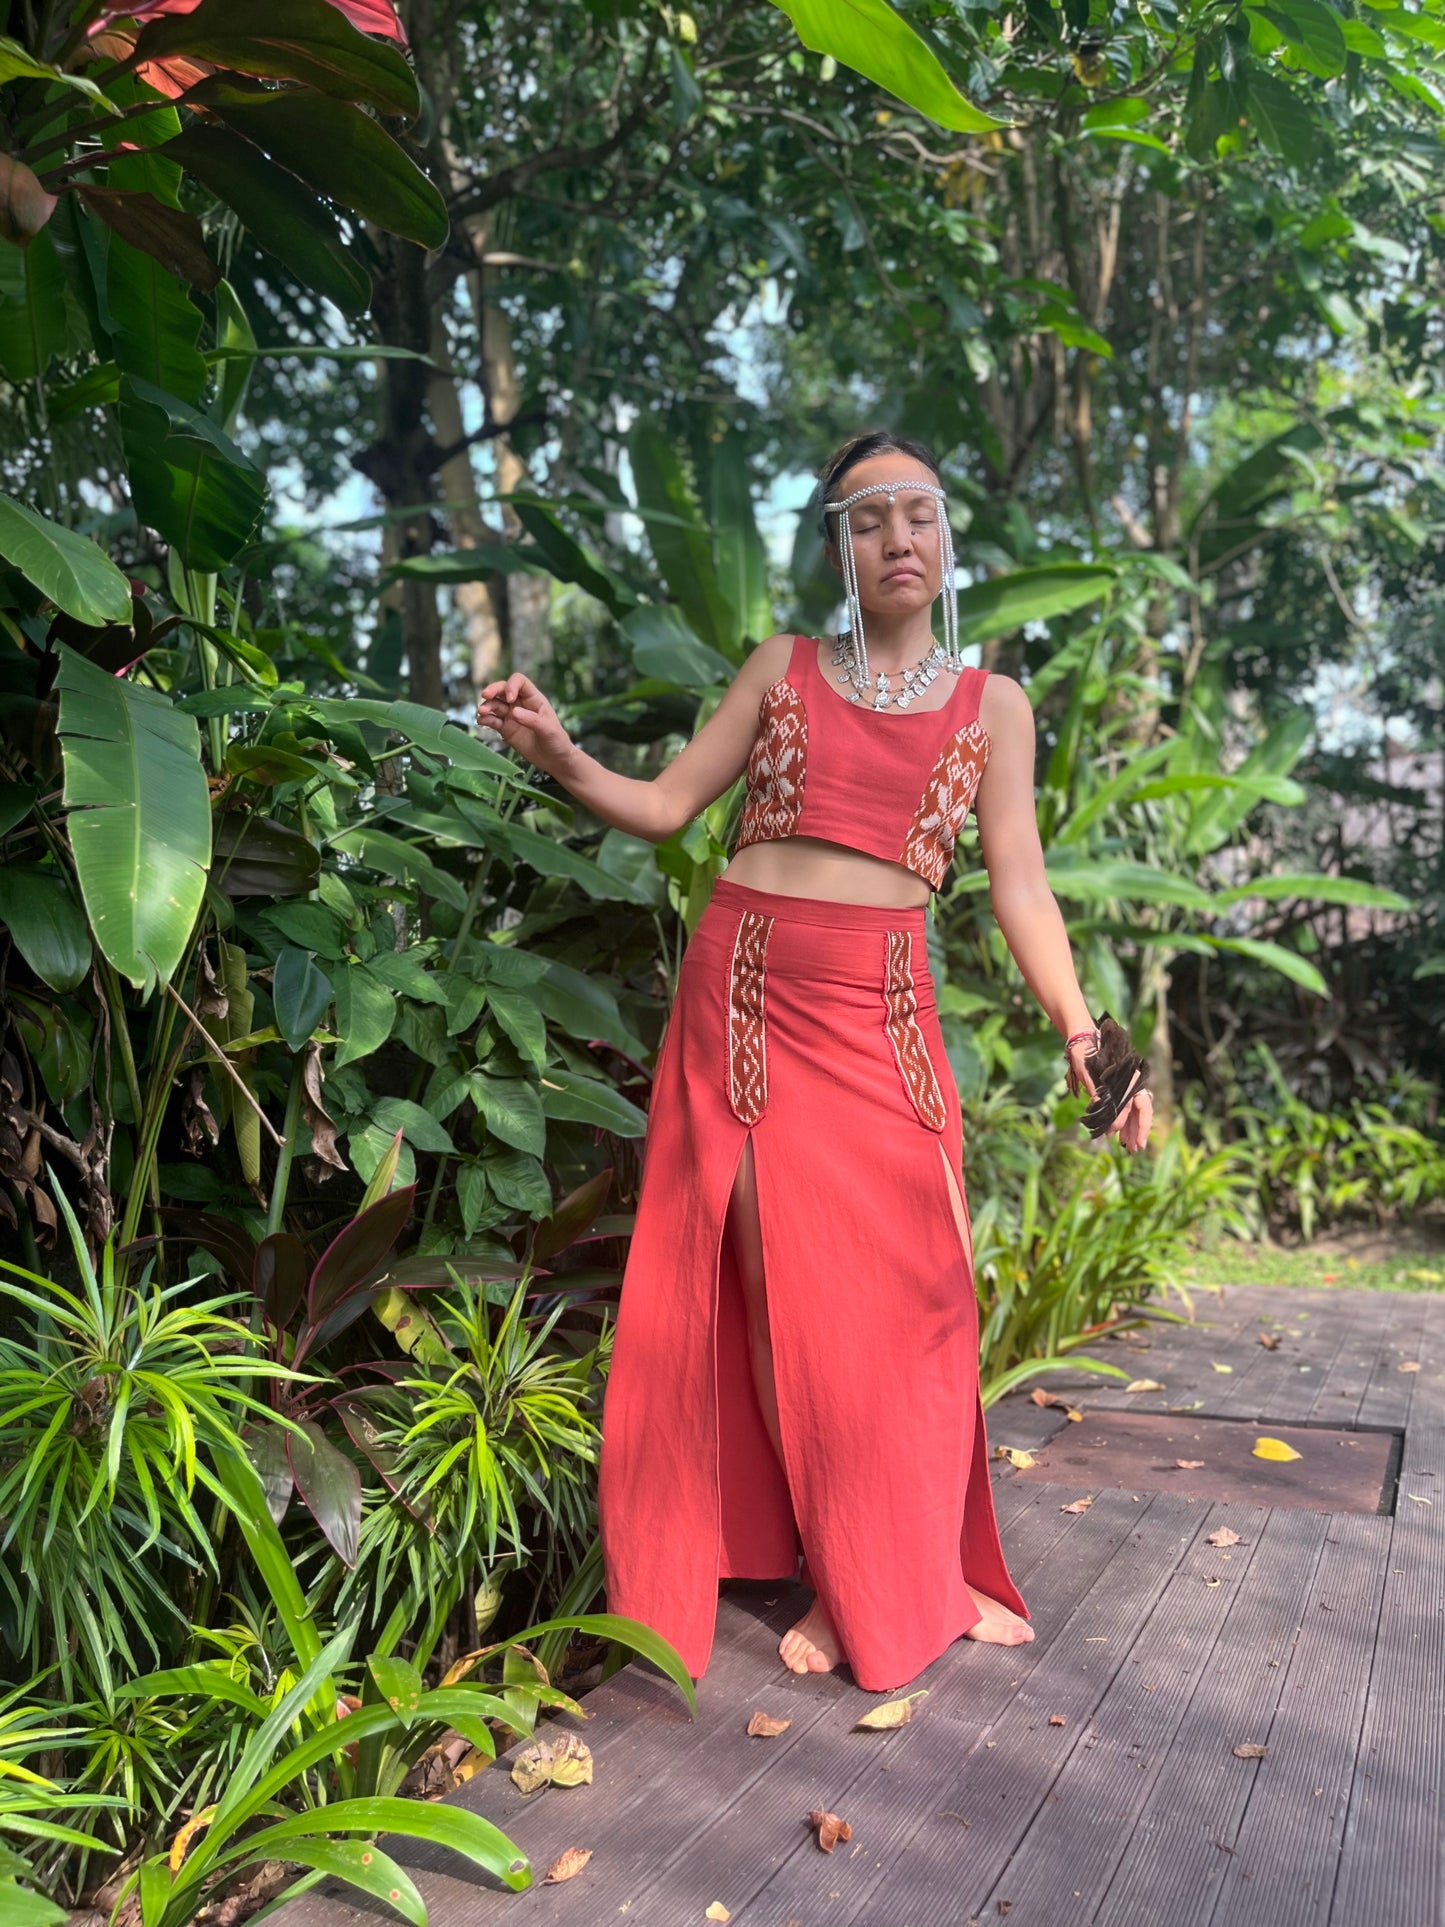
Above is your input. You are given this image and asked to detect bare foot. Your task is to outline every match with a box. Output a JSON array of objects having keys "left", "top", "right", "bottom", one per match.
[
  {"left": 963, "top": 1584, "right": 1036, "bottom": 1645},
  {"left": 780, "top": 1597, "right": 842, "bottom": 1674}
]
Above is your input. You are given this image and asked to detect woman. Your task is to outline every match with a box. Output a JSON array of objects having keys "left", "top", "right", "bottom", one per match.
[{"left": 476, "top": 430, "right": 1153, "bottom": 1694}]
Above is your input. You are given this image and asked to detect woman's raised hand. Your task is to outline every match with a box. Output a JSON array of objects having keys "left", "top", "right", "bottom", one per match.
[
  {"left": 476, "top": 674, "right": 574, "bottom": 771},
  {"left": 1065, "top": 1038, "right": 1154, "bottom": 1154}
]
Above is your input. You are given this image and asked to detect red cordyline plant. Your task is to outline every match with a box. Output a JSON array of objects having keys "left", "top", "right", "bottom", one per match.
[{"left": 89, "top": 0, "right": 407, "bottom": 99}]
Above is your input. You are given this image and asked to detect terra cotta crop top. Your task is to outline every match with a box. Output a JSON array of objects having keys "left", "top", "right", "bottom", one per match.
[{"left": 730, "top": 634, "right": 991, "bottom": 892}]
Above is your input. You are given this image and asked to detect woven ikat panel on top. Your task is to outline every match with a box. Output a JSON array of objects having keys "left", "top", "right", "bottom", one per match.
[
  {"left": 900, "top": 719, "right": 990, "bottom": 890},
  {"left": 736, "top": 681, "right": 806, "bottom": 846}
]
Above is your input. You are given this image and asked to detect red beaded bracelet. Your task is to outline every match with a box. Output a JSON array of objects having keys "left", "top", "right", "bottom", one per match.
[{"left": 1064, "top": 1027, "right": 1098, "bottom": 1054}]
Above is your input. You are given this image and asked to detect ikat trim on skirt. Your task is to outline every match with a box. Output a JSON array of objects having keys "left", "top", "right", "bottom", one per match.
[
  {"left": 883, "top": 929, "right": 948, "bottom": 1132},
  {"left": 901, "top": 720, "right": 990, "bottom": 890},
  {"left": 727, "top": 910, "right": 773, "bottom": 1124},
  {"left": 736, "top": 679, "right": 806, "bottom": 846}
]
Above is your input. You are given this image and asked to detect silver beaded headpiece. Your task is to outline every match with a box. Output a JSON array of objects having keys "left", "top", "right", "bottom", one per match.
[{"left": 822, "top": 479, "right": 964, "bottom": 697}]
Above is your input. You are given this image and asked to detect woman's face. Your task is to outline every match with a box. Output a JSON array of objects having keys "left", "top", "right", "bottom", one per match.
[{"left": 824, "top": 452, "right": 943, "bottom": 620}]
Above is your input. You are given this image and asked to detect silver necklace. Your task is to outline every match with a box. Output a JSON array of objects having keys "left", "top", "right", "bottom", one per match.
[{"left": 830, "top": 633, "right": 957, "bottom": 710}]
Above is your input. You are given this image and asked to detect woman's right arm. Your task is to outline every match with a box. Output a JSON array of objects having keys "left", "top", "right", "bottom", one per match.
[{"left": 476, "top": 631, "right": 797, "bottom": 844}]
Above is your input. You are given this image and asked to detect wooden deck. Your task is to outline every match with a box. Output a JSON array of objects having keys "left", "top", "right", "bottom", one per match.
[{"left": 279, "top": 1282, "right": 1445, "bottom": 1927}]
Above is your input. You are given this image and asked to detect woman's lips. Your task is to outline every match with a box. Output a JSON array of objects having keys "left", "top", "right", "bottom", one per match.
[{"left": 881, "top": 569, "right": 923, "bottom": 583}]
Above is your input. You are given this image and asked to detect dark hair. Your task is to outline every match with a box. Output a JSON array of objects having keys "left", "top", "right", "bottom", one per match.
[{"left": 815, "top": 430, "right": 944, "bottom": 543}]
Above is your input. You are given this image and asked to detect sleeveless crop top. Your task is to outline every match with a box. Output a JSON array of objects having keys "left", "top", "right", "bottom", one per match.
[{"left": 731, "top": 635, "right": 992, "bottom": 892}]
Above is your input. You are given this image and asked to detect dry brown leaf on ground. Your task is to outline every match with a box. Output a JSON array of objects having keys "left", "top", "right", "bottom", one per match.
[
  {"left": 543, "top": 1848, "right": 592, "bottom": 1884},
  {"left": 1207, "top": 1527, "right": 1243, "bottom": 1547},
  {"left": 1398, "top": 1360, "right": 1422, "bottom": 1372},
  {"left": 1048, "top": 1714, "right": 1066, "bottom": 1726},
  {"left": 1174, "top": 1459, "right": 1205, "bottom": 1469},
  {"left": 992, "top": 1446, "right": 1035, "bottom": 1468},
  {"left": 704, "top": 1905, "right": 732, "bottom": 1922},
  {"left": 1259, "top": 1334, "right": 1279, "bottom": 1349},
  {"left": 1233, "top": 1742, "right": 1268, "bottom": 1759},
  {"left": 808, "top": 1810, "right": 853, "bottom": 1852},
  {"left": 746, "top": 1712, "right": 792, "bottom": 1737},
  {"left": 1029, "top": 1391, "right": 1083, "bottom": 1419},
  {"left": 855, "top": 1690, "right": 928, "bottom": 1730},
  {"left": 509, "top": 1732, "right": 593, "bottom": 1793},
  {"left": 1124, "top": 1378, "right": 1164, "bottom": 1394},
  {"left": 1061, "top": 1494, "right": 1094, "bottom": 1513}
]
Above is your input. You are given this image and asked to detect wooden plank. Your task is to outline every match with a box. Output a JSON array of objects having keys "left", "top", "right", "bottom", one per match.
[
  {"left": 1209, "top": 1510, "right": 1392, "bottom": 1927},
  {"left": 1213, "top": 1287, "right": 1379, "bottom": 1424}
]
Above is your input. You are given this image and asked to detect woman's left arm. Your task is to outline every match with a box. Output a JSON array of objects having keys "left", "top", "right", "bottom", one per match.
[{"left": 972, "top": 675, "right": 1153, "bottom": 1153}]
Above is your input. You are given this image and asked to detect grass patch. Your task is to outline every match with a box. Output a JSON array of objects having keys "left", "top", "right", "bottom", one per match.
[{"left": 1179, "top": 1241, "right": 1445, "bottom": 1294}]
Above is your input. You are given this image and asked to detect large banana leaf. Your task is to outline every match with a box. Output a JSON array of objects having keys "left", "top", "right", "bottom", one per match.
[
  {"left": 711, "top": 428, "right": 772, "bottom": 650},
  {"left": 769, "top": 0, "right": 1005, "bottom": 133},
  {"left": 957, "top": 564, "right": 1116, "bottom": 646},
  {"left": 56, "top": 647, "right": 210, "bottom": 993},
  {"left": 628, "top": 424, "right": 737, "bottom": 655},
  {"left": 0, "top": 491, "right": 132, "bottom": 625}
]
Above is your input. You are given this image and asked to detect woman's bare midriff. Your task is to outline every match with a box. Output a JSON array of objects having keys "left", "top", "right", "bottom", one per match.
[{"left": 721, "top": 834, "right": 933, "bottom": 910}]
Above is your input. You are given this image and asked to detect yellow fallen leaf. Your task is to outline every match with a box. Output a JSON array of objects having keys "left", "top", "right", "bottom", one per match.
[
  {"left": 543, "top": 1848, "right": 592, "bottom": 1884},
  {"left": 1252, "top": 1437, "right": 1302, "bottom": 1462},
  {"left": 510, "top": 1733, "right": 593, "bottom": 1793},
  {"left": 992, "top": 1446, "right": 1036, "bottom": 1469},
  {"left": 1061, "top": 1494, "right": 1094, "bottom": 1513},
  {"left": 1398, "top": 1361, "right": 1422, "bottom": 1373},
  {"left": 855, "top": 1690, "right": 928, "bottom": 1730},
  {"left": 1205, "top": 1577, "right": 1222, "bottom": 1587},
  {"left": 169, "top": 1806, "right": 218, "bottom": 1872},
  {"left": 1125, "top": 1378, "right": 1164, "bottom": 1394},
  {"left": 705, "top": 1906, "right": 732, "bottom": 1923},
  {"left": 1407, "top": 1493, "right": 1434, "bottom": 1505},
  {"left": 746, "top": 1712, "right": 791, "bottom": 1737},
  {"left": 1211, "top": 1362, "right": 1233, "bottom": 1374},
  {"left": 1207, "top": 1527, "right": 1243, "bottom": 1547},
  {"left": 453, "top": 1746, "right": 489, "bottom": 1784}
]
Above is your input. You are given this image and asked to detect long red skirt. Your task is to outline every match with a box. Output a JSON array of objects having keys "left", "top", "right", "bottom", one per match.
[{"left": 597, "top": 875, "right": 1031, "bottom": 1693}]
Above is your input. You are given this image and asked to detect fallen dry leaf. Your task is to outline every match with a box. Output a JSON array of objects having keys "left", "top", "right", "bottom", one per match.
[
  {"left": 1207, "top": 1527, "right": 1243, "bottom": 1547},
  {"left": 1233, "top": 1742, "right": 1268, "bottom": 1759},
  {"left": 1211, "top": 1361, "right": 1233, "bottom": 1374},
  {"left": 1407, "top": 1492, "right": 1434, "bottom": 1505},
  {"left": 1398, "top": 1361, "right": 1422, "bottom": 1373},
  {"left": 510, "top": 1733, "right": 593, "bottom": 1794},
  {"left": 855, "top": 1690, "right": 928, "bottom": 1730},
  {"left": 1124, "top": 1378, "right": 1164, "bottom": 1394},
  {"left": 1252, "top": 1436, "right": 1302, "bottom": 1463},
  {"left": 705, "top": 1906, "right": 732, "bottom": 1923},
  {"left": 1205, "top": 1577, "right": 1222, "bottom": 1588},
  {"left": 808, "top": 1810, "right": 853, "bottom": 1853},
  {"left": 1174, "top": 1459, "right": 1205, "bottom": 1469},
  {"left": 746, "top": 1712, "right": 792, "bottom": 1738},
  {"left": 543, "top": 1848, "right": 592, "bottom": 1884},
  {"left": 992, "top": 1445, "right": 1036, "bottom": 1469},
  {"left": 1061, "top": 1494, "right": 1094, "bottom": 1513},
  {"left": 1028, "top": 1390, "right": 1084, "bottom": 1420},
  {"left": 1259, "top": 1334, "right": 1279, "bottom": 1350},
  {"left": 1048, "top": 1714, "right": 1066, "bottom": 1726}
]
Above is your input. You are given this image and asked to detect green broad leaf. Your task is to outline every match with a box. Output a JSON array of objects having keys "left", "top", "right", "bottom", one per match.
[
  {"left": 213, "top": 277, "right": 256, "bottom": 436},
  {"left": 956, "top": 564, "right": 1115, "bottom": 646},
  {"left": 0, "top": 865, "right": 91, "bottom": 992},
  {"left": 56, "top": 648, "right": 210, "bottom": 994},
  {"left": 263, "top": 1840, "right": 426, "bottom": 1927},
  {"left": 101, "top": 232, "right": 208, "bottom": 405},
  {"left": 132, "top": 0, "right": 420, "bottom": 116},
  {"left": 362, "top": 949, "right": 449, "bottom": 1005},
  {"left": 1041, "top": 857, "right": 1214, "bottom": 910},
  {"left": 539, "top": 1068, "right": 649, "bottom": 1137},
  {"left": 482, "top": 1145, "right": 553, "bottom": 1217},
  {"left": 369, "top": 1096, "right": 455, "bottom": 1155},
  {"left": 535, "top": 959, "right": 647, "bottom": 1055},
  {"left": 367, "top": 1654, "right": 423, "bottom": 1722},
  {"left": 313, "top": 698, "right": 518, "bottom": 781},
  {"left": 1036, "top": 300, "right": 1113, "bottom": 358},
  {"left": 0, "top": 34, "right": 124, "bottom": 110},
  {"left": 110, "top": 1664, "right": 270, "bottom": 1716},
  {"left": 711, "top": 427, "right": 773, "bottom": 650},
  {"left": 161, "top": 125, "right": 370, "bottom": 318},
  {"left": 620, "top": 605, "right": 734, "bottom": 687},
  {"left": 182, "top": 76, "right": 448, "bottom": 250},
  {"left": 0, "top": 1884, "right": 66, "bottom": 1927},
  {"left": 0, "top": 492, "right": 132, "bottom": 624},
  {"left": 513, "top": 500, "right": 638, "bottom": 616},
  {"left": 332, "top": 827, "right": 468, "bottom": 911},
  {"left": 1200, "top": 934, "right": 1328, "bottom": 996},
  {"left": 273, "top": 944, "right": 333, "bottom": 1050},
  {"left": 1211, "top": 873, "right": 1413, "bottom": 911},
  {"left": 263, "top": 900, "right": 349, "bottom": 958},
  {"left": 222, "top": 1799, "right": 529, "bottom": 1894},
  {"left": 768, "top": 0, "right": 1005, "bottom": 132},
  {"left": 0, "top": 228, "right": 71, "bottom": 384},
  {"left": 382, "top": 543, "right": 561, "bottom": 582},
  {"left": 472, "top": 1074, "right": 546, "bottom": 1157},
  {"left": 118, "top": 377, "right": 267, "bottom": 571},
  {"left": 1252, "top": 0, "right": 1347, "bottom": 74},
  {"left": 1244, "top": 69, "right": 1317, "bottom": 169},
  {"left": 484, "top": 985, "right": 548, "bottom": 1071},
  {"left": 457, "top": 1161, "right": 498, "bottom": 1236},
  {"left": 502, "top": 1611, "right": 697, "bottom": 1715},
  {"left": 499, "top": 822, "right": 654, "bottom": 903},
  {"left": 331, "top": 962, "right": 396, "bottom": 1069},
  {"left": 628, "top": 423, "right": 737, "bottom": 654},
  {"left": 196, "top": 1452, "right": 326, "bottom": 1675}
]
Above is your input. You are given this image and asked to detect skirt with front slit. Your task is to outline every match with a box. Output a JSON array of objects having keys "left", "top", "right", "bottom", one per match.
[{"left": 596, "top": 874, "right": 1031, "bottom": 1693}]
